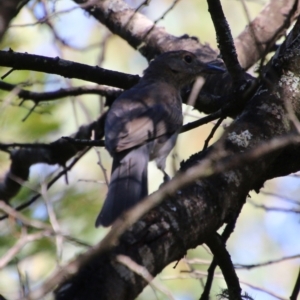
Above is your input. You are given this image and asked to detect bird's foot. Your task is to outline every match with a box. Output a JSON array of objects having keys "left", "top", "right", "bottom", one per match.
[
  {"left": 163, "top": 174, "right": 170, "bottom": 183},
  {"left": 162, "top": 170, "right": 171, "bottom": 183},
  {"left": 158, "top": 171, "right": 171, "bottom": 189}
]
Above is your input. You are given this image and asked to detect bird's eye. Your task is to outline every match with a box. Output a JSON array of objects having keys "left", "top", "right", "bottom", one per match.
[{"left": 183, "top": 55, "right": 193, "bottom": 63}]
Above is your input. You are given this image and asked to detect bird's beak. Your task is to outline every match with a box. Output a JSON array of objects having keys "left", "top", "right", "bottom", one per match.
[{"left": 201, "top": 63, "right": 226, "bottom": 74}]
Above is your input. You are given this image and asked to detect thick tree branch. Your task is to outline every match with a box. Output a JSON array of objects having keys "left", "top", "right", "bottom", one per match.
[
  {"left": 73, "top": 0, "right": 218, "bottom": 62},
  {"left": 11, "top": 132, "right": 290, "bottom": 299},
  {"left": 51, "top": 132, "right": 300, "bottom": 300}
]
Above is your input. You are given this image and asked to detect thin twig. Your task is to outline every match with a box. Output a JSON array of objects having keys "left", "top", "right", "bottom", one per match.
[
  {"left": 0, "top": 81, "right": 122, "bottom": 103},
  {"left": 202, "top": 117, "right": 225, "bottom": 150},
  {"left": 0, "top": 231, "right": 50, "bottom": 269},
  {"left": 0, "top": 201, "right": 50, "bottom": 230},
  {"left": 181, "top": 109, "right": 223, "bottom": 133},
  {"left": 141, "top": 0, "right": 181, "bottom": 42},
  {"left": 116, "top": 255, "right": 176, "bottom": 300},
  {"left": 95, "top": 148, "right": 109, "bottom": 186},
  {"left": 41, "top": 183, "right": 64, "bottom": 263},
  {"left": 235, "top": 254, "right": 300, "bottom": 270},
  {"left": 248, "top": 199, "right": 300, "bottom": 214},
  {"left": 260, "top": 191, "right": 300, "bottom": 205}
]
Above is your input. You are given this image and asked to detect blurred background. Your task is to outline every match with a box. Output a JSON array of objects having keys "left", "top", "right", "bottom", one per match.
[{"left": 0, "top": 0, "right": 299, "bottom": 299}]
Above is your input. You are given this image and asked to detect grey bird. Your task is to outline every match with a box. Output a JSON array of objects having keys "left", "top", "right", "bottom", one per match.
[{"left": 95, "top": 50, "right": 224, "bottom": 227}]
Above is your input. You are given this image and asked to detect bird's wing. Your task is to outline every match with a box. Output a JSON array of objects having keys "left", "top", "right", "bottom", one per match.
[{"left": 105, "top": 96, "right": 182, "bottom": 153}]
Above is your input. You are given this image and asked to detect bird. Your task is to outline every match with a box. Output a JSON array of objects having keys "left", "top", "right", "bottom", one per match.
[{"left": 95, "top": 50, "right": 224, "bottom": 227}]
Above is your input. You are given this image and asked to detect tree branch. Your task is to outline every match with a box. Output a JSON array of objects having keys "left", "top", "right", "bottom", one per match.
[
  {"left": 207, "top": 0, "right": 245, "bottom": 83},
  {"left": 0, "top": 80, "right": 122, "bottom": 103},
  {"left": 205, "top": 234, "right": 242, "bottom": 299},
  {"left": 0, "top": 50, "right": 139, "bottom": 89}
]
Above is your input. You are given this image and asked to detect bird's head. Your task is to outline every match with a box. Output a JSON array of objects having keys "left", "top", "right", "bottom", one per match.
[{"left": 144, "top": 50, "right": 225, "bottom": 87}]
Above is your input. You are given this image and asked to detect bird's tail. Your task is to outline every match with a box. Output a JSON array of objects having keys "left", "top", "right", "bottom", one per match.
[{"left": 95, "top": 146, "right": 148, "bottom": 227}]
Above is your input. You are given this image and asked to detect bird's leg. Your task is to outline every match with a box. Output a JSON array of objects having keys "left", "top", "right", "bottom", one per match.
[
  {"left": 155, "top": 155, "right": 171, "bottom": 183},
  {"left": 161, "top": 169, "right": 171, "bottom": 182},
  {"left": 158, "top": 168, "right": 170, "bottom": 189},
  {"left": 157, "top": 164, "right": 171, "bottom": 183}
]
